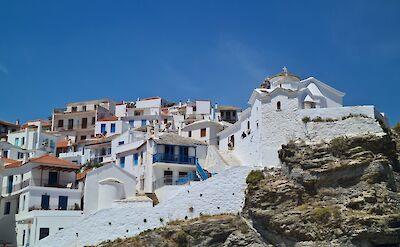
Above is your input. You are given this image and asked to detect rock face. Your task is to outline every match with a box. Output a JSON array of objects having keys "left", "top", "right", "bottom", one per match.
[
  {"left": 96, "top": 215, "right": 268, "bottom": 247},
  {"left": 95, "top": 134, "right": 400, "bottom": 247},
  {"left": 243, "top": 134, "right": 400, "bottom": 246}
]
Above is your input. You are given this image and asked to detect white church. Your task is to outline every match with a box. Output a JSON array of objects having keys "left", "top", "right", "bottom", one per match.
[{"left": 218, "top": 67, "right": 386, "bottom": 167}]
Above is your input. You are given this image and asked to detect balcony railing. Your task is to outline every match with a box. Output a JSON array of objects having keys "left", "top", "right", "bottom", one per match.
[
  {"left": 152, "top": 173, "right": 199, "bottom": 190},
  {"left": 28, "top": 203, "right": 81, "bottom": 211},
  {"left": 2, "top": 178, "right": 77, "bottom": 194},
  {"left": 152, "top": 153, "right": 196, "bottom": 165}
]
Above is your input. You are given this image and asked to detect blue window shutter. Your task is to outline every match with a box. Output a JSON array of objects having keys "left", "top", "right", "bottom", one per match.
[
  {"left": 120, "top": 157, "right": 125, "bottom": 168},
  {"left": 133, "top": 153, "right": 139, "bottom": 165},
  {"left": 101, "top": 124, "right": 106, "bottom": 134},
  {"left": 110, "top": 123, "right": 116, "bottom": 133}
]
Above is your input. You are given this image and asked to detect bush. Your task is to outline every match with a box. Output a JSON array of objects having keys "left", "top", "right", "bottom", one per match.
[
  {"left": 328, "top": 136, "right": 348, "bottom": 157},
  {"left": 312, "top": 116, "right": 324, "bottom": 122},
  {"left": 312, "top": 207, "right": 332, "bottom": 223},
  {"left": 174, "top": 231, "right": 188, "bottom": 247},
  {"left": 393, "top": 122, "right": 400, "bottom": 134},
  {"left": 302, "top": 117, "right": 311, "bottom": 124},
  {"left": 246, "top": 170, "right": 265, "bottom": 184}
]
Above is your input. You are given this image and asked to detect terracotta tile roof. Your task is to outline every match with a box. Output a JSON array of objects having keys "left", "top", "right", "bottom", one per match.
[
  {"left": 1, "top": 158, "right": 22, "bottom": 168},
  {"left": 0, "top": 120, "right": 20, "bottom": 127},
  {"left": 76, "top": 168, "right": 93, "bottom": 181},
  {"left": 29, "top": 155, "right": 79, "bottom": 169},
  {"left": 98, "top": 116, "right": 119, "bottom": 121},
  {"left": 57, "top": 140, "right": 69, "bottom": 148}
]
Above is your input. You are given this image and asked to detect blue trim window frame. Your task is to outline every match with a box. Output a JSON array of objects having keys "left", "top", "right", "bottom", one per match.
[
  {"left": 100, "top": 124, "right": 106, "bottom": 134},
  {"left": 110, "top": 123, "right": 116, "bottom": 133},
  {"left": 141, "top": 119, "right": 146, "bottom": 127},
  {"left": 119, "top": 156, "right": 125, "bottom": 168},
  {"left": 133, "top": 153, "right": 139, "bottom": 166}
]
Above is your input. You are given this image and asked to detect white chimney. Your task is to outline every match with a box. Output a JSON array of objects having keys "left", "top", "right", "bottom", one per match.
[
  {"left": 36, "top": 122, "right": 42, "bottom": 150},
  {"left": 15, "top": 119, "right": 20, "bottom": 125},
  {"left": 178, "top": 100, "right": 182, "bottom": 107}
]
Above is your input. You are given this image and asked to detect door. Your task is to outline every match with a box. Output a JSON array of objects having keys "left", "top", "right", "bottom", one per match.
[
  {"left": 164, "top": 170, "right": 173, "bottom": 185},
  {"left": 179, "top": 146, "right": 189, "bottom": 163},
  {"left": 41, "top": 195, "right": 50, "bottom": 210},
  {"left": 164, "top": 145, "right": 175, "bottom": 162},
  {"left": 82, "top": 118, "right": 88, "bottom": 129},
  {"left": 48, "top": 171, "right": 58, "bottom": 186},
  {"left": 58, "top": 196, "right": 68, "bottom": 210},
  {"left": 7, "top": 175, "right": 13, "bottom": 193}
]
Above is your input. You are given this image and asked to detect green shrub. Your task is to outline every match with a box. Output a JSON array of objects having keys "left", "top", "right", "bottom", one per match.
[
  {"left": 393, "top": 122, "right": 400, "bottom": 134},
  {"left": 174, "top": 230, "right": 188, "bottom": 247},
  {"left": 302, "top": 117, "right": 311, "bottom": 124},
  {"left": 312, "top": 207, "right": 332, "bottom": 223},
  {"left": 246, "top": 170, "right": 265, "bottom": 184},
  {"left": 328, "top": 136, "right": 348, "bottom": 157},
  {"left": 312, "top": 116, "right": 324, "bottom": 122}
]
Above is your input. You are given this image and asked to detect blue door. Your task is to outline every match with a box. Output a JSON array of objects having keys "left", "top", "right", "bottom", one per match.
[
  {"left": 179, "top": 146, "right": 189, "bottom": 163},
  {"left": 41, "top": 195, "right": 50, "bottom": 210},
  {"left": 48, "top": 172, "right": 58, "bottom": 186},
  {"left": 7, "top": 176, "right": 13, "bottom": 193},
  {"left": 164, "top": 145, "right": 175, "bottom": 162},
  {"left": 58, "top": 196, "right": 68, "bottom": 210}
]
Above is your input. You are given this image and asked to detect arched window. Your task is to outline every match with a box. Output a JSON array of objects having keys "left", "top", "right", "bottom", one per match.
[{"left": 277, "top": 101, "right": 281, "bottom": 111}]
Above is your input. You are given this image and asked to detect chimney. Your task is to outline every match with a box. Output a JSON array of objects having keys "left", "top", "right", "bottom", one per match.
[
  {"left": 15, "top": 119, "right": 20, "bottom": 125},
  {"left": 214, "top": 103, "right": 218, "bottom": 110},
  {"left": 36, "top": 121, "right": 42, "bottom": 150},
  {"left": 154, "top": 123, "right": 159, "bottom": 140},
  {"left": 24, "top": 126, "right": 29, "bottom": 149}
]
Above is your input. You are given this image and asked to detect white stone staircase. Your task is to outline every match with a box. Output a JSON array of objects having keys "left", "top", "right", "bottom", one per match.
[
  {"left": 218, "top": 150, "right": 242, "bottom": 167},
  {"left": 204, "top": 146, "right": 242, "bottom": 173}
]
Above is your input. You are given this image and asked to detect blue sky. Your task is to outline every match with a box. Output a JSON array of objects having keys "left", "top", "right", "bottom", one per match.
[{"left": 0, "top": 1, "right": 399, "bottom": 125}]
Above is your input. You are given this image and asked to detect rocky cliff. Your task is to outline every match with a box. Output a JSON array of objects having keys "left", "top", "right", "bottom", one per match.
[
  {"left": 244, "top": 134, "right": 400, "bottom": 246},
  {"left": 96, "top": 134, "right": 400, "bottom": 247}
]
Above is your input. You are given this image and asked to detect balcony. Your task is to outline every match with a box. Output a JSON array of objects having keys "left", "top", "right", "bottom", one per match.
[
  {"left": 152, "top": 153, "right": 196, "bottom": 165},
  {"left": 152, "top": 173, "right": 199, "bottom": 190},
  {"left": 2, "top": 178, "right": 77, "bottom": 195}
]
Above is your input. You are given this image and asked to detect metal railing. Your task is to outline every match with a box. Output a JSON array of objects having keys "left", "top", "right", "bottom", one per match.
[
  {"left": 2, "top": 179, "right": 30, "bottom": 194},
  {"left": 28, "top": 203, "right": 81, "bottom": 211},
  {"left": 152, "top": 153, "right": 196, "bottom": 165},
  {"left": 2, "top": 178, "right": 77, "bottom": 194},
  {"left": 152, "top": 173, "right": 199, "bottom": 191}
]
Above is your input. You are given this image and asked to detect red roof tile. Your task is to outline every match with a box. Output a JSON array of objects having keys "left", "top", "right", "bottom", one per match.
[
  {"left": 98, "top": 116, "right": 119, "bottom": 121},
  {"left": 29, "top": 155, "right": 79, "bottom": 169}
]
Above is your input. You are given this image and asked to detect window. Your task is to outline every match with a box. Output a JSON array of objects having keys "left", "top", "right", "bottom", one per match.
[
  {"left": 58, "top": 119, "right": 64, "bottom": 128},
  {"left": 39, "top": 228, "right": 49, "bottom": 240},
  {"left": 22, "top": 195, "right": 26, "bottom": 211},
  {"left": 119, "top": 157, "right": 125, "bottom": 168},
  {"left": 22, "top": 229, "right": 26, "bottom": 246},
  {"left": 7, "top": 176, "right": 13, "bottom": 193},
  {"left": 110, "top": 123, "right": 116, "bottom": 133},
  {"left": 59, "top": 228, "right": 64, "bottom": 231},
  {"left": 81, "top": 118, "right": 88, "bottom": 129},
  {"left": 50, "top": 140, "right": 55, "bottom": 149},
  {"left": 277, "top": 101, "right": 281, "bottom": 111},
  {"left": 200, "top": 128, "right": 206, "bottom": 137},
  {"left": 67, "top": 119, "right": 74, "bottom": 130},
  {"left": 164, "top": 119, "right": 168, "bottom": 124},
  {"left": 100, "top": 124, "right": 106, "bottom": 134},
  {"left": 141, "top": 119, "right": 146, "bottom": 127},
  {"left": 58, "top": 196, "right": 68, "bottom": 210},
  {"left": 92, "top": 117, "right": 96, "bottom": 125},
  {"left": 2, "top": 150, "right": 8, "bottom": 158},
  {"left": 133, "top": 153, "right": 139, "bottom": 165},
  {"left": 80, "top": 135, "right": 86, "bottom": 140},
  {"left": 82, "top": 105, "right": 87, "bottom": 111},
  {"left": 18, "top": 152, "right": 24, "bottom": 159},
  {"left": 71, "top": 106, "right": 77, "bottom": 112},
  {"left": 134, "top": 111, "right": 141, "bottom": 116},
  {"left": 188, "top": 131, "right": 192, "bottom": 137},
  {"left": 15, "top": 137, "right": 19, "bottom": 146},
  {"left": 41, "top": 195, "right": 50, "bottom": 210},
  {"left": 4, "top": 202, "right": 11, "bottom": 215},
  {"left": 118, "top": 141, "right": 124, "bottom": 146},
  {"left": 247, "top": 121, "right": 250, "bottom": 130},
  {"left": 21, "top": 137, "right": 25, "bottom": 145}
]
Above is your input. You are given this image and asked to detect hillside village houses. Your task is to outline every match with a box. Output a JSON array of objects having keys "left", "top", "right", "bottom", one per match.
[{"left": 0, "top": 67, "right": 390, "bottom": 247}]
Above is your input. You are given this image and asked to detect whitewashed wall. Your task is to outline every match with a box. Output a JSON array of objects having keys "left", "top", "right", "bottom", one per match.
[{"left": 36, "top": 166, "right": 251, "bottom": 247}]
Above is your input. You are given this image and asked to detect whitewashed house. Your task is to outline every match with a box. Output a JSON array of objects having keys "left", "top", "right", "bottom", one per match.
[
  {"left": 0, "top": 155, "right": 82, "bottom": 247},
  {"left": 218, "top": 67, "right": 387, "bottom": 167},
  {"left": 82, "top": 163, "right": 137, "bottom": 214},
  {"left": 113, "top": 131, "right": 208, "bottom": 194},
  {"left": 95, "top": 116, "right": 130, "bottom": 138},
  {"left": 7, "top": 122, "right": 59, "bottom": 156},
  {"left": 181, "top": 120, "right": 230, "bottom": 146}
]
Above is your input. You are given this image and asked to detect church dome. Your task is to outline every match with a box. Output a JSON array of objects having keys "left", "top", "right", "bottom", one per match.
[{"left": 268, "top": 66, "right": 301, "bottom": 84}]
